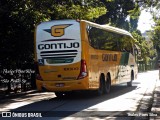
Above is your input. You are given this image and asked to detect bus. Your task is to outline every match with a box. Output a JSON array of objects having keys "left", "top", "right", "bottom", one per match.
[{"left": 34, "top": 20, "right": 138, "bottom": 97}]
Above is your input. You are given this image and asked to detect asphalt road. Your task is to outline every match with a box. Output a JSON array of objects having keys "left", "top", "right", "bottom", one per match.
[{"left": 0, "top": 70, "right": 159, "bottom": 120}]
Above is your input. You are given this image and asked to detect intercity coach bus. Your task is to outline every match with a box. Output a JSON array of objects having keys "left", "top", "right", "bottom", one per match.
[{"left": 34, "top": 20, "right": 138, "bottom": 97}]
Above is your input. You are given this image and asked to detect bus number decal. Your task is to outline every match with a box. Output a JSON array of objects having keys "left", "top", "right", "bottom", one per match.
[
  {"left": 102, "top": 54, "right": 117, "bottom": 61},
  {"left": 64, "top": 67, "right": 79, "bottom": 71}
]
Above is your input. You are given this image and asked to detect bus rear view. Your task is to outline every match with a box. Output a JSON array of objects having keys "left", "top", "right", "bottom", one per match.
[
  {"left": 35, "top": 20, "right": 88, "bottom": 97},
  {"left": 35, "top": 20, "right": 137, "bottom": 97}
]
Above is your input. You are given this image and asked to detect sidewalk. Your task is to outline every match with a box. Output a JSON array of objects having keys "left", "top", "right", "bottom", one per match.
[
  {"left": 150, "top": 79, "right": 160, "bottom": 120},
  {"left": 0, "top": 89, "right": 38, "bottom": 101}
]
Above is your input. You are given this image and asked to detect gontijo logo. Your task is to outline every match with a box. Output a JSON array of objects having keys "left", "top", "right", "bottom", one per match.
[
  {"left": 43, "top": 24, "right": 72, "bottom": 37},
  {"left": 39, "top": 24, "right": 80, "bottom": 50},
  {"left": 51, "top": 24, "right": 72, "bottom": 37}
]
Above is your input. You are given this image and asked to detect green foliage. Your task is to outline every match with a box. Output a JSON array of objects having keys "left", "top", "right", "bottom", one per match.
[
  {"left": 137, "top": 0, "right": 160, "bottom": 64},
  {"left": 128, "top": 3, "right": 140, "bottom": 32},
  {"left": 96, "top": 0, "right": 140, "bottom": 32},
  {"left": 53, "top": 4, "right": 106, "bottom": 20},
  {"left": 128, "top": 3, "right": 140, "bottom": 19},
  {"left": 0, "top": 0, "right": 106, "bottom": 70},
  {"left": 132, "top": 30, "right": 157, "bottom": 63},
  {"left": 0, "top": 0, "right": 155, "bottom": 70},
  {"left": 151, "top": 21, "right": 160, "bottom": 58},
  {"left": 137, "top": 0, "right": 159, "bottom": 8},
  {"left": 1, "top": 0, "right": 159, "bottom": 92}
]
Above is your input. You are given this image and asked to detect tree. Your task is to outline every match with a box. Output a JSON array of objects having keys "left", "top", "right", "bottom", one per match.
[
  {"left": 137, "top": 0, "right": 160, "bottom": 62},
  {"left": 0, "top": 0, "right": 107, "bottom": 91},
  {"left": 96, "top": 0, "right": 140, "bottom": 32},
  {"left": 151, "top": 21, "right": 160, "bottom": 61},
  {"left": 132, "top": 30, "right": 156, "bottom": 65},
  {"left": 0, "top": 0, "right": 107, "bottom": 67}
]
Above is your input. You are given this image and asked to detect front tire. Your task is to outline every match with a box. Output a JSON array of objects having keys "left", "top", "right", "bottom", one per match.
[
  {"left": 96, "top": 77, "right": 104, "bottom": 96},
  {"left": 127, "top": 71, "right": 134, "bottom": 87},
  {"left": 55, "top": 92, "right": 65, "bottom": 98},
  {"left": 104, "top": 75, "right": 111, "bottom": 94}
]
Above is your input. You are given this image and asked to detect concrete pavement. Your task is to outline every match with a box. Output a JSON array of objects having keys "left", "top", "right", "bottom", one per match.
[
  {"left": 150, "top": 79, "right": 160, "bottom": 120},
  {"left": 0, "top": 71, "right": 160, "bottom": 120},
  {"left": 135, "top": 71, "right": 160, "bottom": 120}
]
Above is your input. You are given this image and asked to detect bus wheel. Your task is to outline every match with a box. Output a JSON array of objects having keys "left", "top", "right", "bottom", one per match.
[
  {"left": 96, "top": 76, "right": 104, "bottom": 96},
  {"left": 104, "top": 75, "right": 111, "bottom": 94},
  {"left": 55, "top": 92, "right": 65, "bottom": 98},
  {"left": 127, "top": 71, "right": 134, "bottom": 87}
]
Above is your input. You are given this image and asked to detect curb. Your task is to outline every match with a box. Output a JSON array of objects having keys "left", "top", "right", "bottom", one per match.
[
  {"left": 150, "top": 80, "right": 160, "bottom": 120},
  {"left": 134, "top": 79, "right": 157, "bottom": 120}
]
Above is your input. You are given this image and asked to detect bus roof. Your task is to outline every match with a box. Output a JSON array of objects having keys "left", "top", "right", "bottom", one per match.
[
  {"left": 81, "top": 20, "right": 133, "bottom": 38},
  {"left": 38, "top": 19, "right": 133, "bottom": 39}
]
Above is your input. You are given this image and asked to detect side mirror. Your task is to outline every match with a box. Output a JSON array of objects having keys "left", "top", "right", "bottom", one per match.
[
  {"left": 134, "top": 49, "right": 138, "bottom": 55},
  {"left": 134, "top": 44, "right": 141, "bottom": 56},
  {"left": 138, "top": 50, "right": 141, "bottom": 56},
  {"left": 134, "top": 48, "right": 141, "bottom": 56}
]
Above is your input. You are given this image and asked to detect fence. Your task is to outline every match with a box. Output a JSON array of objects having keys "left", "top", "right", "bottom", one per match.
[
  {"left": 138, "top": 60, "right": 156, "bottom": 72},
  {"left": 0, "top": 68, "right": 36, "bottom": 97}
]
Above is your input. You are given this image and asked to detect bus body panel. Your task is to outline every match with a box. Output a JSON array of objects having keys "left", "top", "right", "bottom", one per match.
[
  {"left": 88, "top": 47, "right": 122, "bottom": 88},
  {"left": 83, "top": 21, "right": 138, "bottom": 88},
  {"left": 39, "top": 62, "right": 80, "bottom": 81}
]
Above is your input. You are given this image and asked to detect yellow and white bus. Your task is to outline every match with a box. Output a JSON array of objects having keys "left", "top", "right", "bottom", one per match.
[{"left": 34, "top": 20, "right": 138, "bottom": 97}]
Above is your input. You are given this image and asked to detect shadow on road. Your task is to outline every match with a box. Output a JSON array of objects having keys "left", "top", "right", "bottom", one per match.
[{"left": 2, "top": 82, "right": 140, "bottom": 120}]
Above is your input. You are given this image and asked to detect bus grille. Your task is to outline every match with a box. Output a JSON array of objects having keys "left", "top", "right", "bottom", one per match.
[{"left": 40, "top": 50, "right": 78, "bottom": 59}]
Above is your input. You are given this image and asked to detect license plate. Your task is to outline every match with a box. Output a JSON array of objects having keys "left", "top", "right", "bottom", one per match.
[{"left": 55, "top": 83, "right": 64, "bottom": 87}]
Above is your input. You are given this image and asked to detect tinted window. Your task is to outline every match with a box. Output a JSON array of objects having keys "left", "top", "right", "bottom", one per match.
[{"left": 87, "top": 26, "right": 133, "bottom": 52}]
